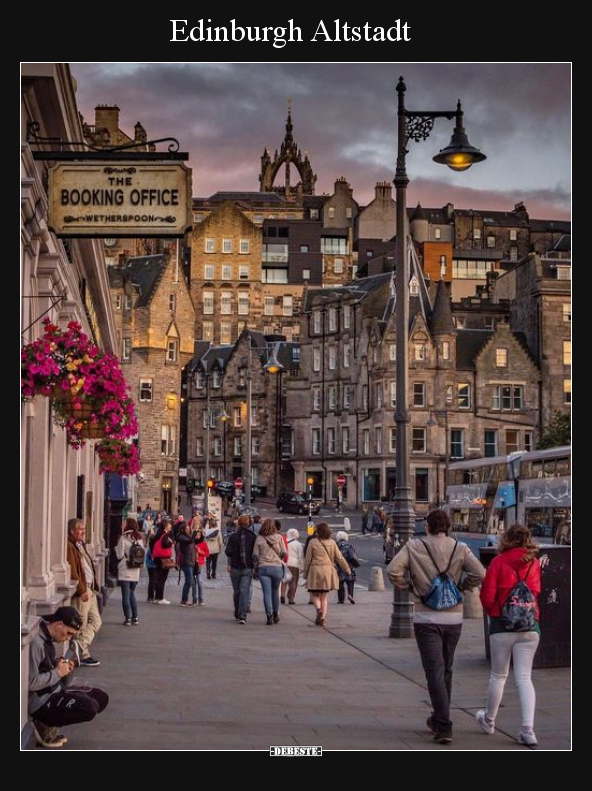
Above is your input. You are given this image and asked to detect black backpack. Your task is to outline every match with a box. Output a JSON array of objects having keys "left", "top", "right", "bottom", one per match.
[
  {"left": 501, "top": 560, "right": 537, "bottom": 631},
  {"left": 126, "top": 541, "right": 146, "bottom": 569}
]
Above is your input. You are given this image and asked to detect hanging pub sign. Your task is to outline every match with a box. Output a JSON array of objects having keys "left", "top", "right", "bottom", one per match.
[{"left": 48, "top": 161, "right": 192, "bottom": 238}]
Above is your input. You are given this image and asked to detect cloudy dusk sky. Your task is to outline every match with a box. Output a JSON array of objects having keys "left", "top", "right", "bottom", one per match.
[{"left": 71, "top": 62, "right": 571, "bottom": 219}]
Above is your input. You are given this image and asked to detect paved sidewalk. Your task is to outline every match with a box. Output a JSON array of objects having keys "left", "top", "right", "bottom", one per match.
[{"left": 61, "top": 571, "right": 570, "bottom": 751}]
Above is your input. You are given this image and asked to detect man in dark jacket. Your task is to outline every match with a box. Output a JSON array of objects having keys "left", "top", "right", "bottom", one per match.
[
  {"left": 29, "top": 607, "right": 109, "bottom": 749},
  {"left": 225, "top": 514, "right": 256, "bottom": 624}
]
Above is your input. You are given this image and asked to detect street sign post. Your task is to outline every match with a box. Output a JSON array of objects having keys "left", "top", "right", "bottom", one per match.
[
  {"left": 235, "top": 477, "right": 243, "bottom": 489},
  {"left": 337, "top": 474, "right": 346, "bottom": 487}
]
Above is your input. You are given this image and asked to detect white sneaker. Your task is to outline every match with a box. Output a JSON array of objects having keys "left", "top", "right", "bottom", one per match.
[
  {"left": 156, "top": 599, "right": 171, "bottom": 605},
  {"left": 475, "top": 710, "right": 495, "bottom": 735},
  {"left": 518, "top": 731, "right": 538, "bottom": 746}
]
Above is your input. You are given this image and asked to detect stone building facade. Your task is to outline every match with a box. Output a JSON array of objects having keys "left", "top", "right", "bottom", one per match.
[
  {"left": 21, "top": 63, "right": 118, "bottom": 747},
  {"left": 287, "top": 271, "right": 541, "bottom": 513},
  {"left": 108, "top": 253, "right": 195, "bottom": 513},
  {"left": 186, "top": 330, "right": 299, "bottom": 496},
  {"left": 493, "top": 246, "right": 571, "bottom": 427}
]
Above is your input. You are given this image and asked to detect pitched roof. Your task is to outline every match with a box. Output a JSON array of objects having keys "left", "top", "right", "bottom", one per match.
[
  {"left": 455, "top": 209, "right": 529, "bottom": 228},
  {"left": 410, "top": 202, "right": 427, "bottom": 221},
  {"left": 124, "top": 255, "right": 167, "bottom": 307},
  {"left": 430, "top": 279, "right": 455, "bottom": 334},
  {"left": 529, "top": 218, "right": 571, "bottom": 233},
  {"left": 456, "top": 329, "right": 494, "bottom": 369}
]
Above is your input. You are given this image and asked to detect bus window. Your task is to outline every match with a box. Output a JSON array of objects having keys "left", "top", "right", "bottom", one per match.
[
  {"left": 543, "top": 459, "right": 556, "bottom": 477},
  {"left": 532, "top": 461, "right": 543, "bottom": 478},
  {"left": 556, "top": 457, "right": 570, "bottom": 477}
]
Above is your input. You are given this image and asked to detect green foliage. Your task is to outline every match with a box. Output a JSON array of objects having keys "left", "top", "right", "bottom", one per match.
[{"left": 537, "top": 411, "right": 571, "bottom": 449}]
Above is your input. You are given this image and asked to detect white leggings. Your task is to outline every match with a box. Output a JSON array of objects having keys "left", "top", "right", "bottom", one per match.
[{"left": 486, "top": 631, "right": 540, "bottom": 729}]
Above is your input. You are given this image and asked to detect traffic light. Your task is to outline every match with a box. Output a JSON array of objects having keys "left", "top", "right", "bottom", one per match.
[{"left": 207, "top": 479, "right": 215, "bottom": 491}]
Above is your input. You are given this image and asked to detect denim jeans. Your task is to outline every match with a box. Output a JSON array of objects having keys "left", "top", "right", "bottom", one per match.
[
  {"left": 230, "top": 568, "right": 253, "bottom": 620},
  {"left": 414, "top": 622, "right": 462, "bottom": 734},
  {"left": 120, "top": 581, "right": 138, "bottom": 619},
  {"left": 258, "top": 565, "right": 283, "bottom": 616},
  {"left": 196, "top": 566, "right": 204, "bottom": 603},
  {"left": 181, "top": 564, "right": 197, "bottom": 604}
]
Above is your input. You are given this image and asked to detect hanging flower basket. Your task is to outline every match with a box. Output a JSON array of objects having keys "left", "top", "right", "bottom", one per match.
[
  {"left": 22, "top": 318, "right": 138, "bottom": 449},
  {"left": 95, "top": 439, "right": 141, "bottom": 476}
]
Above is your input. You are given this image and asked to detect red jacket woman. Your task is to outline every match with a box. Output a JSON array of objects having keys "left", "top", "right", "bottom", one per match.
[
  {"left": 476, "top": 524, "right": 542, "bottom": 747},
  {"left": 480, "top": 546, "right": 541, "bottom": 620}
]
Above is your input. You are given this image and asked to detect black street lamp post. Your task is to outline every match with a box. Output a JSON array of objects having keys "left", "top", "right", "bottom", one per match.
[{"left": 390, "top": 77, "right": 485, "bottom": 638}]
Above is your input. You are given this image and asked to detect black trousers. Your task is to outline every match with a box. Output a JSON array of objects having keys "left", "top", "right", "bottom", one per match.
[
  {"left": 154, "top": 560, "right": 170, "bottom": 600},
  {"left": 206, "top": 553, "right": 218, "bottom": 577},
  {"left": 414, "top": 623, "right": 462, "bottom": 734},
  {"left": 33, "top": 687, "right": 109, "bottom": 727},
  {"left": 338, "top": 579, "right": 355, "bottom": 602},
  {"left": 147, "top": 567, "right": 158, "bottom": 601}
]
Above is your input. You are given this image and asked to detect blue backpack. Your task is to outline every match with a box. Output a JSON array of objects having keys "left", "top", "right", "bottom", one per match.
[{"left": 414, "top": 540, "right": 463, "bottom": 610}]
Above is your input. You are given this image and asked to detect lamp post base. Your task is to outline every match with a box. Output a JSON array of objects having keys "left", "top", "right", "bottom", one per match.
[{"left": 389, "top": 589, "right": 414, "bottom": 638}]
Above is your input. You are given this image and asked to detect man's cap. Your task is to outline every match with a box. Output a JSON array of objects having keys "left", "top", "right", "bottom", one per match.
[{"left": 45, "top": 606, "right": 82, "bottom": 630}]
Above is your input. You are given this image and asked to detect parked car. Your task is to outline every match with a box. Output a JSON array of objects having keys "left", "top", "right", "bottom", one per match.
[
  {"left": 276, "top": 491, "right": 322, "bottom": 515},
  {"left": 215, "top": 481, "right": 235, "bottom": 497},
  {"left": 383, "top": 515, "right": 427, "bottom": 564}
]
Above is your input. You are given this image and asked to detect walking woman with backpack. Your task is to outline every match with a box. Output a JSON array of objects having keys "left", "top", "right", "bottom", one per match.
[
  {"left": 115, "top": 518, "right": 145, "bottom": 625},
  {"left": 476, "top": 523, "right": 542, "bottom": 746}
]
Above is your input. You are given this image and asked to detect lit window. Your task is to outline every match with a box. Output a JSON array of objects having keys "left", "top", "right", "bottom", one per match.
[
  {"left": 564, "top": 379, "right": 571, "bottom": 404},
  {"left": 496, "top": 348, "right": 508, "bottom": 367},
  {"left": 328, "top": 207, "right": 335, "bottom": 219},
  {"left": 414, "top": 343, "right": 426, "bottom": 361},
  {"left": 221, "top": 323, "right": 231, "bottom": 344},
  {"left": 122, "top": 338, "right": 131, "bottom": 360},
  {"left": 563, "top": 303, "right": 571, "bottom": 322},
  {"left": 115, "top": 294, "right": 122, "bottom": 310},
  {"left": 563, "top": 340, "right": 571, "bottom": 365},
  {"left": 442, "top": 341, "right": 450, "bottom": 360},
  {"left": 202, "top": 322, "right": 213, "bottom": 341},
  {"left": 509, "top": 229, "right": 517, "bottom": 241}
]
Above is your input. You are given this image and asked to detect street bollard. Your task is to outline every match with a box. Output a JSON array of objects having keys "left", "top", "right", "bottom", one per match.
[
  {"left": 463, "top": 586, "right": 483, "bottom": 619},
  {"left": 368, "top": 566, "right": 385, "bottom": 591}
]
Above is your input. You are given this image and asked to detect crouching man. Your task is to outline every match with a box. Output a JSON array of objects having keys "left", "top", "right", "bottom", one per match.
[{"left": 29, "top": 606, "right": 109, "bottom": 749}]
